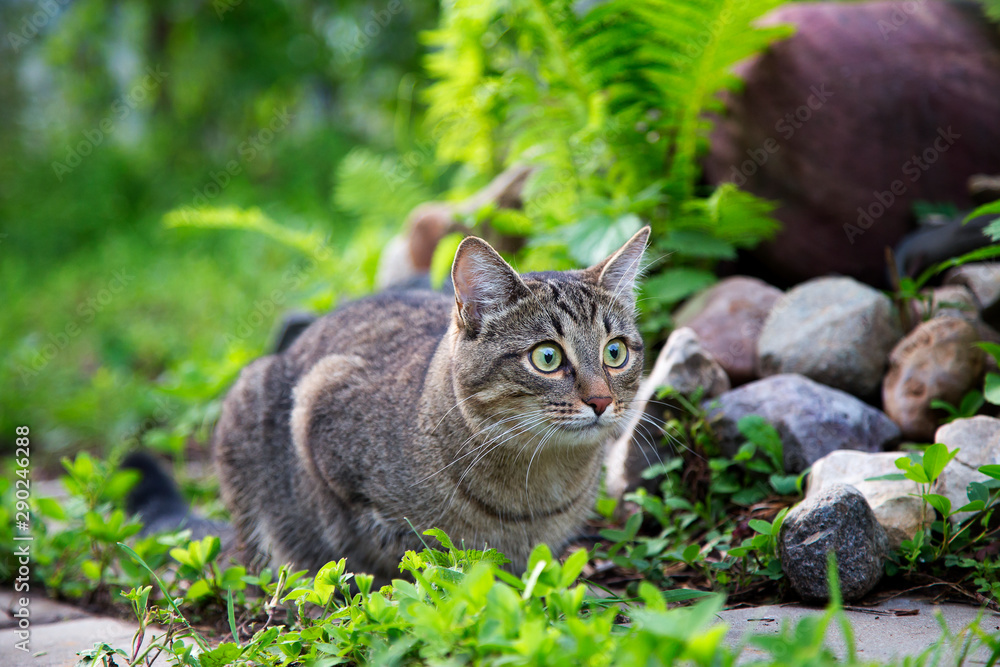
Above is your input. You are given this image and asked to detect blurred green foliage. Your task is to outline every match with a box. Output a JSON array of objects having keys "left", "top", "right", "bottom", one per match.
[
  {"left": 1, "top": 0, "right": 438, "bottom": 459},
  {"left": 3, "top": 0, "right": 789, "bottom": 463}
]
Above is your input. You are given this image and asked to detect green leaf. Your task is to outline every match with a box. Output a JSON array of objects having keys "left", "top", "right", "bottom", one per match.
[
  {"left": 681, "top": 543, "right": 701, "bottom": 562},
  {"left": 118, "top": 543, "right": 208, "bottom": 651},
  {"left": 922, "top": 443, "right": 958, "bottom": 483},
  {"left": 895, "top": 455, "right": 930, "bottom": 484},
  {"left": 641, "top": 268, "right": 716, "bottom": 307},
  {"left": 185, "top": 579, "right": 212, "bottom": 601},
  {"left": 562, "top": 213, "right": 644, "bottom": 267},
  {"left": 979, "top": 464, "right": 1000, "bottom": 480},
  {"left": 696, "top": 184, "right": 781, "bottom": 248},
  {"left": 964, "top": 199, "right": 1000, "bottom": 224},
  {"left": 748, "top": 519, "right": 773, "bottom": 535},
  {"left": 923, "top": 493, "right": 952, "bottom": 518},
  {"left": 104, "top": 470, "right": 140, "bottom": 501},
  {"left": 929, "top": 399, "right": 958, "bottom": 417},
  {"left": 489, "top": 209, "right": 534, "bottom": 236},
  {"left": 958, "top": 390, "right": 985, "bottom": 416},
  {"left": 985, "top": 218, "right": 1000, "bottom": 243},
  {"left": 865, "top": 473, "right": 908, "bottom": 482},
  {"left": 768, "top": 473, "right": 800, "bottom": 495},
  {"left": 199, "top": 643, "right": 243, "bottom": 667},
  {"left": 81, "top": 559, "right": 102, "bottom": 581},
  {"left": 313, "top": 559, "right": 347, "bottom": 604},
  {"left": 423, "top": 527, "right": 457, "bottom": 552},
  {"left": 955, "top": 500, "right": 986, "bottom": 514},
  {"left": 660, "top": 229, "right": 736, "bottom": 260},
  {"left": 429, "top": 233, "right": 465, "bottom": 290},
  {"left": 983, "top": 371, "right": 1000, "bottom": 405},
  {"left": 737, "top": 415, "right": 784, "bottom": 472},
  {"left": 226, "top": 589, "right": 239, "bottom": 648},
  {"left": 170, "top": 547, "right": 196, "bottom": 569},
  {"left": 967, "top": 481, "right": 990, "bottom": 505},
  {"left": 977, "top": 342, "right": 1000, "bottom": 363},
  {"left": 660, "top": 589, "right": 715, "bottom": 602},
  {"left": 35, "top": 497, "right": 67, "bottom": 520},
  {"left": 559, "top": 548, "right": 589, "bottom": 587}
]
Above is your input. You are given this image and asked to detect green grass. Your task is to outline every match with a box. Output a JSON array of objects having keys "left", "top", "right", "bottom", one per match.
[{"left": 0, "top": 217, "right": 332, "bottom": 464}]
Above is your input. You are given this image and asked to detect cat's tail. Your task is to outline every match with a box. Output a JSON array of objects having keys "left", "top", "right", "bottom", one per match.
[{"left": 122, "top": 452, "right": 233, "bottom": 542}]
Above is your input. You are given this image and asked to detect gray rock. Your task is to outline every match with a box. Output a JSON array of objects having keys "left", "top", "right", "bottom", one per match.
[
  {"left": 707, "top": 374, "right": 900, "bottom": 473},
  {"left": 909, "top": 285, "right": 979, "bottom": 323},
  {"left": 882, "top": 317, "right": 985, "bottom": 441},
  {"left": 779, "top": 484, "right": 889, "bottom": 602},
  {"left": 674, "top": 276, "right": 782, "bottom": 385},
  {"left": 656, "top": 327, "right": 730, "bottom": 398},
  {"left": 757, "top": 277, "right": 902, "bottom": 397},
  {"left": 808, "top": 450, "right": 924, "bottom": 550},
  {"left": 932, "top": 416, "right": 1000, "bottom": 523},
  {"left": 944, "top": 262, "right": 1000, "bottom": 327}
]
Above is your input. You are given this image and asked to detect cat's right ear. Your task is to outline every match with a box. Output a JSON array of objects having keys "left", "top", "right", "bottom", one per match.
[{"left": 451, "top": 236, "right": 530, "bottom": 333}]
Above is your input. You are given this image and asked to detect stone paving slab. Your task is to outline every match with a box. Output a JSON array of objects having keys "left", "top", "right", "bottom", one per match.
[
  {"left": 1, "top": 616, "right": 151, "bottom": 666},
  {"left": 1, "top": 591, "right": 90, "bottom": 630},
  {"left": 0, "top": 590, "right": 163, "bottom": 666},
  {"left": 719, "top": 596, "right": 1000, "bottom": 664}
]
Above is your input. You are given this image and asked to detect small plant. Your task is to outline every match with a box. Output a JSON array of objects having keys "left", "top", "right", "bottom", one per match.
[
  {"left": 890, "top": 243, "right": 1000, "bottom": 330},
  {"left": 931, "top": 389, "right": 986, "bottom": 423},
  {"left": 871, "top": 443, "right": 1000, "bottom": 602},
  {"left": 595, "top": 389, "right": 802, "bottom": 600}
]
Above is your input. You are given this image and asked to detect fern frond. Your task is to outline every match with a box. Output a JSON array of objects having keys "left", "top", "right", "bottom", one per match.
[
  {"left": 333, "top": 148, "right": 434, "bottom": 231},
  {"left": 420, "top": 0, "right": 790, "bottom": 266},
  {"left": 622, "top": 0, "right": 793, "bottom": 206},
  {"left": 164, "top": 206, "right": 331, "bottom": 262}
]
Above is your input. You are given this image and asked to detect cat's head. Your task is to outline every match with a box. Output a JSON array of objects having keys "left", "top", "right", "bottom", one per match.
[{"left": 448, "top": 227, "right": 649, "bottom": 448}]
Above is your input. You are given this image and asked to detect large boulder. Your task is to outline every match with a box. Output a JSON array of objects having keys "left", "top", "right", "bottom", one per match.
[
  {"left": 932, "top": 417, "right": 1000, "bottom": 523},
  {"left": 707, "top": 374, "right": 900, "bottom": 473},
  {"left": 808, "top": 450, "right": 923, "bottom": 550},
  {"left": 674, "top": 276, "right": 782, "bottom": 385},
  {"left": 780, "top": 484, "right": 889, "bottom": 602},
  {"left": 882, "top": 317, "right": 985, "bottom": 441},
  {"left": 704, "top": 1, "right": 1000, "bottom": 286},
  {"left": 757, "top": 277, "right": 901, "bottom": 397}
]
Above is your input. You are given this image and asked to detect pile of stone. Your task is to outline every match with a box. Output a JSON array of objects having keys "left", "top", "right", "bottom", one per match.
[{"left": 629, "top": 268, "right": 1000, "bottom": 602}]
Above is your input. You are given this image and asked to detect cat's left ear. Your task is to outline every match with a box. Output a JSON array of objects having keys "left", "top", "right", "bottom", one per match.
[
  {"left": 451, "top": 236, "right": 531, "bottom": 333},
  {"left": 584, "top": 226, "right": 650, "bottom": 307}
]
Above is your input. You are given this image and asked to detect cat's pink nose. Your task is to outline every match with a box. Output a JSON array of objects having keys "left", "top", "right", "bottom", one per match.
[{"left": 586, "top": 397, "right": 612, "bottom": 416}]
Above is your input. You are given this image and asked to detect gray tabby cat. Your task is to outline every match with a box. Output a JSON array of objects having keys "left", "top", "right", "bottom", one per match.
[{"left": 214, "top": 226, "right": 649, "bottom": 582}]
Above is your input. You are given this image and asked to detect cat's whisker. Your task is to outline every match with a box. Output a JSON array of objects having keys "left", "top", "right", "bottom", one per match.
[
  {"left": 429, "top": 390, "right": 488, "bottom": 435},
  {"left": 620, "top": 398, "right": 682, "bottom": 411},
  {"left": 524, "top": 424, "right": 560, "bottom": 493},
  {"left": 457, "top": 415, "right": 552, "bottom": 486},
  {"left": 618, "top": 407, "right": 672, "bottom": 430},
  {"left": 623, "top": 418, "right": 658, "bottom": 469},
  {"left": 414, "top": 410, "right": 549, "bottom": 485},
  {"left": 437, "top": 415, "right": 551, "bottom": 520},
  {"left": 450, "top": 407, "right": 541, "bottom": 455},
  {"left": 627, "top": 409, "right": 703, "bottom": 461},
  {"left": 432, "top": 413, "right": 549, "bottom": 523},
  {"left": 459, "top": 415, "right": 553, "bottom": 480},
  {"left": 618, "top": 406, "right": 687, "bottom": 459}
]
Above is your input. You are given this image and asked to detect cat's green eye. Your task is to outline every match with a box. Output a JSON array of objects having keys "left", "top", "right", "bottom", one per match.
[
  {"left": 530, "top": 343, "right": 563, "bottom": 373},
  {"left": 603, "top": 338, "right": 628, "bottom": 368}
]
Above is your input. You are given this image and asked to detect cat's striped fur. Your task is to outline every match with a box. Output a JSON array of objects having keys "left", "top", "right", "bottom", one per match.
[{"left": 214, "top": 227, "right": 649, "bottom": 581}]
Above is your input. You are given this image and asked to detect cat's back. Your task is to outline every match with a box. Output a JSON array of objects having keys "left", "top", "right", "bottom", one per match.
[{"left": 285, "top": 288, "right": 453, "bottom": 389}]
